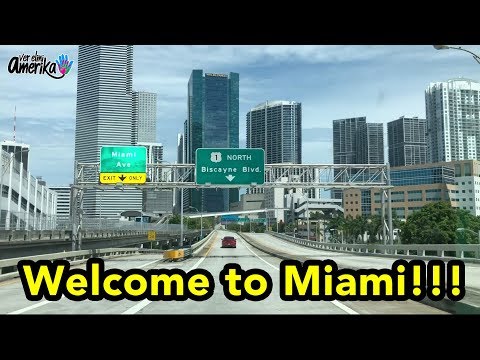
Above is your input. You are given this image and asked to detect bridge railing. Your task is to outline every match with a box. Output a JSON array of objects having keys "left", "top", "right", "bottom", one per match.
[
  {"left": 0, "top": 229, "right": 151, "bottom": 242},
  {"left": 0, "top": 229, "right": 219, "bottom": 281},
  {"left": 0, "top": 247, "right": 162, "bottom": 281},
  {"left": 266, "top": 231, "right": 480, "bottom": 261}
]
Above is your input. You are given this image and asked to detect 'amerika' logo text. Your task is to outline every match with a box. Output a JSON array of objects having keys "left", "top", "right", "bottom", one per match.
[{"left": 8, "top": 52, "right": 74, "bottom": 79}]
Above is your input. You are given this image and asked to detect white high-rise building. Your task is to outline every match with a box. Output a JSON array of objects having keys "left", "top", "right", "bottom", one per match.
[
  {"left": 50, "top": 186, "right": 71, "bottom": 225},
  {"left": 132, "top": 91, "right": 157, "bottom": 144},
  {"left": 74, "top": 45, "right": 141, "bottom": 218},
  {"left": 246, "top": 100, "right": 302, "bottom": 196},
  {"left": 426, "top": 78, "right": 480, "bottom": 163},
  {"left": 247, "top": 100, "right": 302, "bottom": 164},
  {"left": 1, "top": 146, "right": 56, "bottom": 230}
]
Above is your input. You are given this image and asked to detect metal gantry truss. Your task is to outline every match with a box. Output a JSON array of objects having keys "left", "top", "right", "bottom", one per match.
[{"left": 70, "top": 162, "right": 393, "bottom": 249}]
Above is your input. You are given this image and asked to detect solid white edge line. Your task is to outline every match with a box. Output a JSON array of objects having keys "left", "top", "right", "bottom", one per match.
[
  {"left": 240, "top": 236, "right": 279, "bottom": 271},
  {"left": 331, "top": 300, "right": 358, "bottom": 314},
  {"left": 241, "top": 235, "right": 359, "bottom": 315},
  {"left": 8, "top": 300, "right": 51, "bottom": 315}
]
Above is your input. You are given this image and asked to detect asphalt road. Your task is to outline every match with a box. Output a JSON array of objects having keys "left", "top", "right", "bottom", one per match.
[{"left": 0, "top": 230, "right": 447, "bottom": 314}]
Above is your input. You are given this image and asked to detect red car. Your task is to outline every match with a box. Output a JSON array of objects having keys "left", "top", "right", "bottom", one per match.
[{"left": 221, "top": 236, "right": 236, "bottom": 248}]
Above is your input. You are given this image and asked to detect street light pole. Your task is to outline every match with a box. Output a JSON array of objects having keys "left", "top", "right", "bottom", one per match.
[
  {"left": 433, "top": 45, "right": 480, "bottom": 65},
  {"left": 99, "top": 192, "right": 102, "bottom": 229},
  {"left": 180, "top": 186, "right": 183, "bottom": 248},
  {"left": 302, "top": 190, "right": 310, "bottom": 240}
]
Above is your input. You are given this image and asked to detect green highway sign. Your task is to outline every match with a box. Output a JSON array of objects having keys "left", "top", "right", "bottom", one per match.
[
  {"left": 195, "top": 148, "right": 265, "bottom": 185},
  {"left": 100, "top": 146, "right": 147, "bottom": 173}
]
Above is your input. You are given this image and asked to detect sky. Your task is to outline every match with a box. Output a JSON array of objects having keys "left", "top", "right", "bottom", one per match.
[{"left": 0, "top": 45, "right": 480, "bottom": 186}]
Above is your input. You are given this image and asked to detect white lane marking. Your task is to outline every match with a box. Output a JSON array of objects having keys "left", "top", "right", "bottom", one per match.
[
  {"left": 8, "top": 300, "right": 51, "bottom": 315},
  {"left": 241, "top": 237, "right": 279, "bottom": 271},
  {"left": 139, "top": 259, "right": 160, "bottom": 269},
  {"left": 8, "top": 257, "right": 160, "bottom": 315},
  {"left": 121, "top": 299, "right": 151, "bottom": 315},
  {"left": 241, "top": 236, "right": 359, "bottom": 315},
  {"left": 122, "top": 240, "right": 214, "bottom": 315},
  {"left": 331, "top": 300, "right": 358, "bottom": 314}
]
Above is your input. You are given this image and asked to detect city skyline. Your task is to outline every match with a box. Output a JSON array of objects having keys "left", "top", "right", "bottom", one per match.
[{"left": 1, "top": 45, "right": 480, "bottom": 186}]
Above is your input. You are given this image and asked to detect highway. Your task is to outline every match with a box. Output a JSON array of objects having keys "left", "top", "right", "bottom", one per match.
[{"left": 0, "top": 230, "right": 449, "bottom": 314}]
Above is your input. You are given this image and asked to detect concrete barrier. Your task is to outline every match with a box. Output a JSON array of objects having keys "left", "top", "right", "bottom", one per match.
[
  {"left": 266, "top": 231, "right": 480, "bottom": 263},
  {"left": 0, "top": 247, "right": 163, "bottom": 282}
]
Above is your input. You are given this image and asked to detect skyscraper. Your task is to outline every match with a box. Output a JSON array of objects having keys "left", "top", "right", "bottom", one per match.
[
  {"left": 426, "top": 78, "right": 480, "bottom": 163},
  {"left": 132, "top": 91, "right": 169, "bottom": 213},
  {"left": 132, "top": 91, "right": 157, "bottom": 144},
  {"left": 357, "top": 122, "right": 384, "bottom": 164},
  {"left": 387, "top": 116, "right": 427, "bottom": 167},
  {"left": 74, "top": 45, "right": 141, "bottom": 218},
  {"left": 246, "top": 100, "right": 302, "bottom": 206},
  {"left": 332, "top": 117, "right": 366, "bottom": 199},
  {"left": 185, "top": 70, "right": 239, "bottom": 212},
  {"left": 333, "top": 117, "right": 366, "bottom": 165},
  {"left": 246, "top": 100, "right": 302, "bottom": 164},
  {"left": 49, "top": 185, "right": 71, "bottom": 224}
]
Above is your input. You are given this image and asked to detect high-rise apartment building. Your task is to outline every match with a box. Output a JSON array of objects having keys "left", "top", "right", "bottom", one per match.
[
  {"left": 185, "top": 70, "right": 239, "bottom": 212},
  {"left": 332, "top": 117, "right": 367, "bottom": 199},
  {"left": 246, "top": 100, "right": 302, "bottom": 164},
  {"left": 426, "top": 78, "right": 480, "bottom": 163},
  {"left": 246, "top": 100, "right": 302, "bottom": 219},
  {"left": 132, "top": 91, "right": 157, "bottom": 144},
  {"left": 50, "top": 185, "right": 71, "bottom": 223},
  {"left": 387, "top": 116, "right": 427, "bottom": 167},
  {"left": 333, "top": 117, "right": 385, "bottom": 202},
  {"left": 74, "top": 45, "right": 141, "bottom": 218},
  {"left": 357, "top": 122, "right": 384, "bottom": 165},
  {"left": 333, "top": 117, "right": 366, "bottom": 165}
]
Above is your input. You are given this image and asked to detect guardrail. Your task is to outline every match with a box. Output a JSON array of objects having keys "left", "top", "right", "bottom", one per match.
[{"left": 266, "top": 231, "right": 480, "bottom": 261}]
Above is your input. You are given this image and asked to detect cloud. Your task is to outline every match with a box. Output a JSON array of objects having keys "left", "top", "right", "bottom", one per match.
[{"left": 1, "top": 44, "right": 480, "bottom": 187}]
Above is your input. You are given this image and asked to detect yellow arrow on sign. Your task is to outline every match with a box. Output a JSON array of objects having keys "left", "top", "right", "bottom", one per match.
[{"left": 99, "top": 173, "right": 147, "bottom": 184}]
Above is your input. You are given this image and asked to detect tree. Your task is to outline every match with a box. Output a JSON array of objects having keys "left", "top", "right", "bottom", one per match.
[
  {"left": 326, "top": 212, "right": 345, "bottom": 242},
  {"left": 285, "top": 222, "right": 295, "bottom": 234},
  {"left": 455, "top": 208, "right": 480, "bottom": 244},
  {"left": 168, "top": 214, "right": 181, "bottom": 224},
  {"left": 226, "top": 223, "right": 241, "bottom": 231},
  {"left": 401, "top": 201, "right": 458, "bottom": 244},
  {"left": 366, "top": 214, "right": 382, "bottom": 243}
]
